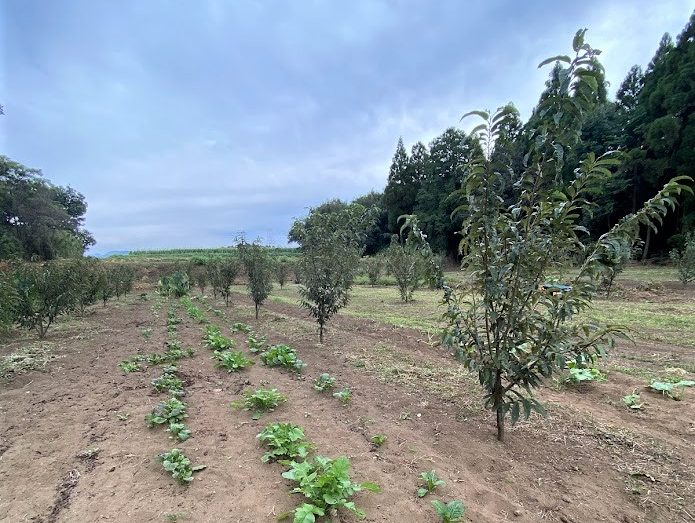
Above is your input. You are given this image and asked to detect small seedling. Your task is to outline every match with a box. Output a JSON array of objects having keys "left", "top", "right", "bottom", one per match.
[
  {"left": 417, "top": 470, "right": 445, "bottom": 497},
  {"left": 141, "top": 327, "right": 153, "bottom": 339},
  {"left": 117, "top": 413, "right": 130, "bottom": 421},
  {"left": 231, "top": 388, "right": 286, "bottom": 419},
  {"left": 313, "top": 373, "right": 336, "bottom": 392},
  {"left": 212, "top": 350, "right": 253, "bottom": 372},
  {"left": 333, "top": 388, "right": 352, "bottom": 405},
  {"left": 203, "top": 326, "right": 235, "bottom": 351},
  {"left": 118, "top": 358, "right": 143, "bottom": 373},
  {"left": 167, "top": 422, "right": 192, "bottom": 442},
  {"left": 156, "top": 449, "right": 205, "bottom": 485},
  {"left": 399, "top": 411, "right": 412, "bottom": 420},
  {"left": 259, "top": 344, "right": 305, "bottom": 372},
  {"left": 370, "top": 434, "right": 387, "bottom": 448},
  {"left": 257, "top": 422, "right": 312, "bottom": 463},
  {"left": 145, "top": 397, "right": 188, "bottom": 427},
  {"left": 622, "top": 391, "right": 643, "bottom": 410},
  {"left": 152, "top": 373, "right": 185, "bottom": 397},
  {"left": 432, "top": 500, "right": 465, "bottom": 522}
]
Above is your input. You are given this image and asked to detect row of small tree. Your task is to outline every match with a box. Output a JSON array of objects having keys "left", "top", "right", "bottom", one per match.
[{"left": 0, "top": 259, "right": 135, "bottom": 338}]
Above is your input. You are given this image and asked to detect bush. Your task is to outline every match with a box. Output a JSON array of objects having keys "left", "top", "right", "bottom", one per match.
[
  {"left": 670, "top": 231, "right": 695, "bottom": 285},
  {"left": 385, "top": 237, "right": 423, "bottom": 302},
  {"left": 159, "top": 271, "right": 190, "bottom": 297},
  {"left": 259, "top": 344, "right": 305, "bottom": 372},
  {"left": 0, "top": 266, "right": 17, "bottom": 333},
  {"left": 14, "top": 261, "right": 79, "bottom": 338},
  {"left": 361, "top": 256, "right": 383, "bottom": 286}
]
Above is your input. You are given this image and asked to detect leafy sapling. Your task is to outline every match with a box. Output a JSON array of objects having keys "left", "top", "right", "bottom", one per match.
[
  {"left": 313, "top": 373, "right": 336, "bottom": 392},
  {"left": 118, "top": 359, "right": 143, "bottom": 373},
  {"left": 432, "top": 500, "right": 465, "bottom": 523},
  {"left": 156, "top": 449, "right": 205, "bottom": 485},
  {"left": 417, "top": 470, "right": 445, "bottom": 497}
]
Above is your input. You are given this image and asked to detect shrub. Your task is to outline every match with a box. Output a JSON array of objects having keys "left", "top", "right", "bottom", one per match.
[
  {"left": 276, "top": 258, "right": 290, "bottom": 288},
  {"left": 370, "top": 434, "right": 387, "bottom": 448},
  {"left": 361, "top": 256, "right": 383, "bottom": 286},
  {"left": 281, "top": 456, "right": 380, "bottom": 521},
  {"left": 232, "top": 388, "right": 286, "bottom": 419},
  {"left": 159, "top": 271, "right": 190, "bottom": 297},
  {"left": 14, "top": 261, "right": 79, "bottom": 338},
  {"left": 670, "top": 231, "right": 695, "bottom": 285},
  {"left": 385, "top": 237, "right": 423, "bottom": 302},
  {"left": 257, "top": 422, "right": 312, "bottom": 463},
  {"left": 0, "top": 267, "right": 17, "bottom": 333},
  {"left": 259, "top": 344, "right": 305, "bottom": 372},
  {"left": 156, "top": 449, "right": 205, "bottom": 485}
]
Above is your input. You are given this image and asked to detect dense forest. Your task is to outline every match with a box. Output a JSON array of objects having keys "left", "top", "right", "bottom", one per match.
[{"left": 304, "top": 14, "right": 695, "bottom": 260}]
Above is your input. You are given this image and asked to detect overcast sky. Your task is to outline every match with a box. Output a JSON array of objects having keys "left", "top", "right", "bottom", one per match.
[{"left": 2, "top": 1, "right": 694, "bottom": 253}]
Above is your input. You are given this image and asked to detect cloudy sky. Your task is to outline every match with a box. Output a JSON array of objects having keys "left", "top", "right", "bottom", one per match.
[{"left": 2, "top": 1, "right": 694, "bottom": 253}]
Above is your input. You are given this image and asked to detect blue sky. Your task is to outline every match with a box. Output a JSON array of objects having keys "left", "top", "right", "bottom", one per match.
[{"left": 2, "top": 1, "right": 694, "bottom": 253}]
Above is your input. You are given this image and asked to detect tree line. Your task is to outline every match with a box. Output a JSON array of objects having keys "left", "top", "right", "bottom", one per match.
[
  {"left": 308, "top": 14, "right": 695, "bottom": 261},
  {"left": 1, "top": 155, "right": 94, "bottom": 261}
]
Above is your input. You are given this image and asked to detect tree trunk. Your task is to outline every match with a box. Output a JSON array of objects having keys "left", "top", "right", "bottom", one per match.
[
  {"left": 255, "top": 303, "right": 259, "bottom": 319},
  {"left": 494, "top": 370, "right": 504, "bottom": 441},
  {"left": 319, "top": 323, "right": 324, "bottom": 343},
  {"left": 641, "top": 226, "right": 651, "bottom": 261}
]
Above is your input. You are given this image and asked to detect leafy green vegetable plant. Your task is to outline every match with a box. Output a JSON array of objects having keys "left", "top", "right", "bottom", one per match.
[
  {"left": 156, "top": 449, "right": 205, "bottom": 485},
  {"left": 333, "top": 388, "right": 352, "bottom": 405},
  {"left": 231, "top": 322, "right": 252, "bottom": 334},
  {"left": 281, "top": 456, "right": 380, "bottom": 522},
  {"left": 260, "top": 344, "right": 305, "bottom": 372},
  {"left": 167, "top": 422, "right": 191, "bottom": 442},
  {"left": 257, "top": 422, "right": 312, "bottom": 463},
  {"left": 247, "top": 332, "right": 267, "bottom": 353},
  {"left": 145, "top": 397, "right": 188, "bottom": 427},
  {"left": 562, "top": 360, "right": 606, "bottom": 384},
  {"left": 213, "top": 350, "right": 253, "bottom": 372},
  {"left": 432, "top": 500, "right": 465, "bottom": 522},
  {"left": 417, "top": 470, "right": 445, "bottom": 498},
  {"left": 622, "top": 391, "right": 643, "bottom": 410},
  {"left": 203, "top": 328, "right": 235, "bottom": 351},
  {"left": 152, "top": 372, "right": 185, "bottom": 397},
  {"left": 232, "top": 388, "right": 286, "bottom": 419},
  {"left": 648, "top": 379, "right": 695, "bottom": 400},
  {"left": 313, "top": 373, "right": 336, "bottom": 392},
  {"left": 118, "top": 359, "right": 143, "bottom": 373},
  {"left": 370, "top": 434, "right": 387, "bottom": 448}
]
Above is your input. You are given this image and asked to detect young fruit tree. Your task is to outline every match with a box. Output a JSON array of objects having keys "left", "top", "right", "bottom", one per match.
[
  {"left": 275, "top": 258, "right": 290, "bottom": 288},
  {"left": 237, "top": 240, "right": 273, "bottom": 319},
  {"left": 670, "top": 231, "right": 695, "bottom": 285},
  {"left": 218, "top": 258, "right": 240, "bottom": 307},
  {"left": 292, "top": 204, "right": 372, "bottom": 342},
  {"left": 385, "top": 234, "right": 424, "bottom": 302},
  {"left": 14, "top": 261, "right": 79, "bottom": 338},
  {"left": 408, "top": 30, "right": 691, "bottom": 441}
]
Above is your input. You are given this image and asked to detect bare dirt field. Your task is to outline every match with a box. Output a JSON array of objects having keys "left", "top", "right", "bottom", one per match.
[{"left": 1, "top": 273, "right": 694, "bottom": 523}]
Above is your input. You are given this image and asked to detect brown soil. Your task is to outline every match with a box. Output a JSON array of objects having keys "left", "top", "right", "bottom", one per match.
[{"left": 1, "top": 289, "right": 693, "bottom": 523}]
